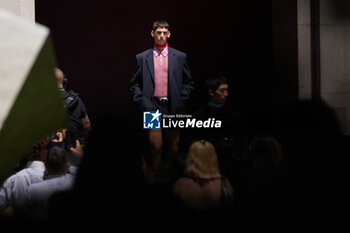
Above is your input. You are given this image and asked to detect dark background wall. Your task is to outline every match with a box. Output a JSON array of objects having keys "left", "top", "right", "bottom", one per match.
[{"left": 35, "top": 0, "right": 297, "bottom": 136}]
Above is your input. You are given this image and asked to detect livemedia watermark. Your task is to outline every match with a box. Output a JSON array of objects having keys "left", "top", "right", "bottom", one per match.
[{"left": 143, "top": 110, "right": 221, "bottom": 129}]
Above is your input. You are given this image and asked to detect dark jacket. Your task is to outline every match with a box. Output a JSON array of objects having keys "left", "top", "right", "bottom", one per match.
[{"left": 130, "top": 47, "right": 194, "bottom": 114}]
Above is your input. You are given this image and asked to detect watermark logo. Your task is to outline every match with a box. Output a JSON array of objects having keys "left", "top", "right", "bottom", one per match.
[
  {"left": 143, "top": 110, "right": 222, "bottom": 129},
  {"left": 143, "top": 110, "right": 162, "bottom": 129}
]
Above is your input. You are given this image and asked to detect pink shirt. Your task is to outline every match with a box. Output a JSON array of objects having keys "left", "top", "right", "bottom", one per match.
[{"left": 153, "top": 46, "right": 168, "bottom": 97}]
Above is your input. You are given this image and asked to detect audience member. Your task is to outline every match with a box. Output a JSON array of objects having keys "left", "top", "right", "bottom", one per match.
[
  {"left": 26, "top": 146, "right": 74, "bottom": 217},
  {"left": 172, "top": 140, "right": 234, "bottom": 231},
  {"left": 248, "top": 135, "right": 282, "bottom": 167},
  {"left": 173, "top": 140, "right": 233, "bottom": 210},
  {"left": 46, "top": 129, "right": 83, "bottom": 176},
  {"left": 222, "top": 134, "right": 287, "bottom": 232},
  {"left": 0, "top": 136, "right": 49, "bottom": 216},
  {"left": 181, "top": 76, "right": 246, "bottom": 159}
]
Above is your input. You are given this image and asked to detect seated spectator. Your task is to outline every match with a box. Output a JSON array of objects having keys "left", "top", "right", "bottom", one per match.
[
  {"left": 173, "top": 140, "right": 234, "bottom": 211},
  {"left": 248, "top": 135, "right": 282, "bottom": 167},
  {"left": 0, "top": 136, "right": 49, "bottom": 216},
  {"left": 26, "top": 146, "right": 75, "bottom": 217},
  {"left": 221, "top": 135, "right": 287, "bottom": 233}
]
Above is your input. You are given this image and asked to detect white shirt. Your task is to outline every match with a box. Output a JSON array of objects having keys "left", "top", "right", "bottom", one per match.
[
  {"left": 68, "top": 165, "right": 79, "bottom": 176},
  {"left": 27, "top": 173, "right": 75, "bottom": 214},
  {"left": 0, "top": 161, "right": 45, "bottom": 213}
]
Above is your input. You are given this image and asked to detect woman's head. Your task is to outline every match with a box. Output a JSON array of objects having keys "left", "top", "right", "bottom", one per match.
[
  {"left": 185, "top": 140, "right": 220, "bottom": 179},
  {"left": 248, "top": 135, "right": 282, "bottom": 167}
]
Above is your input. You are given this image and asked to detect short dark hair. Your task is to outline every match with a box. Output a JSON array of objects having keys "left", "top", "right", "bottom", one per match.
[
  {"left": 45, "top": 146, "right": 68, "bottom": 174},
  {"left": 152, "top": 20, "right": 169, "bottom": 31},
  {"left": 205, "top": 76, "right": 228, "bottom": 91},
  {"left": 55, "top": 67, "right": 68, "bottom": 88}
]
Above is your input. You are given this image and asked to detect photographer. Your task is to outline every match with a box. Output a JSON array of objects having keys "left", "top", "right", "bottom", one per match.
[
  {"left": 48, "top": 129, "right": 83, "bottom": 175},
  {"left": 54, "top": 67, "right": 91, "bottom": 149}
]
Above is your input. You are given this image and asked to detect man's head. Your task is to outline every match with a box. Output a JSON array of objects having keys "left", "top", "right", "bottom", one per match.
[
  {"left": 205, "top": 76, "right": 229, "bottom": 105},
  {"left": 55, "top": 67, "right": 67, "bottom": 89},
  {"left": 45, "top": 146, "right": 68, "bottom": 175},
  {"left": 151, "top": 20, "right": 170, "bottom": 46}
]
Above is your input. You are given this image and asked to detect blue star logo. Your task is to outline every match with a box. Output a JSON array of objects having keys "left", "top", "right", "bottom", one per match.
[{"left": 143, "top": 110, "right": 162, "bottom": 129}]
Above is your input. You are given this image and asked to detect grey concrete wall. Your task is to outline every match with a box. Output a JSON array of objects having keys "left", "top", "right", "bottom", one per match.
[
  {"left": 298, "top": 0, "right": 312, "bottom": 100},
  {"left": 319, "top": 0, "right": 350, "bottom": 134},
  {"left": 298, "top": 0, "right": 350, "bottom": 134},
  {"left": 0, "top": 0, "right": 34, "bottom": 22}
]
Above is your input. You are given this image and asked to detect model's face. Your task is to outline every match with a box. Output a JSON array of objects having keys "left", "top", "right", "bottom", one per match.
[
  {"left": 209, "top": 84, "right": 229, "bottom": 104},
  {"left": 151, "top": 27, "right": 170, "bottom": 45}
]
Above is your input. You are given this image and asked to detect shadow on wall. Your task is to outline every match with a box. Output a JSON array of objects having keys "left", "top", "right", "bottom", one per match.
[{"left": 327, "top": 0, "right": 350, "bottom": 20}]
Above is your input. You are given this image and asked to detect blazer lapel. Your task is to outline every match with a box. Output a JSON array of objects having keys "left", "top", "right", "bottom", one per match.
[
  {"left": 145, "top": 49, "right": 155, "bottom": 83},
  {"left": 168, "top": 47, "right": 175, "bottom": 82}
]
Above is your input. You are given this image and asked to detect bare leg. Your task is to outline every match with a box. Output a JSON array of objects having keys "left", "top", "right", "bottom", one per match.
[
  {"left": 147, "top": 129, "right": 163, "bottom": 173},
  {"left": 164, "top": 129, "right": 180, "bottom": 162}
]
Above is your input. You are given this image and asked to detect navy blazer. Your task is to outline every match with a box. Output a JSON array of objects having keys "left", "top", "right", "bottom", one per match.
[{"left": 130, "top": 47, "right": 194, "bottom": 114}]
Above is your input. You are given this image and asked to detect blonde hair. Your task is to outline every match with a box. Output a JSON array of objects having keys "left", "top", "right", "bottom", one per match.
[{"left": 185, "top": 140, "right": 221, "bottom": 179}]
